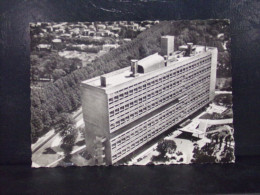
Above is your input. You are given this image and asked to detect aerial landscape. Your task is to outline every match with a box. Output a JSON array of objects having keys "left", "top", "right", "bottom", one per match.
[{"left": 30, "top": 20, "right": 234, "bottom": 167}]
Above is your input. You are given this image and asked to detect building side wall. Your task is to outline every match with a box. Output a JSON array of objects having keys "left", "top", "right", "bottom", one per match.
[
  {"left": 110, "top": 53, "right": 213, "bottom": 163},
  {"left": 110, "top": 86, "right": 210, "bottom": 163},
  {"left": 107, "top": 52, "right": 212, "bottom": 134},
  {"left": 209, "top": 48, "right": 218, "bottom": 101},
  {"left": 80, "top": 85, "right": 112, "bottom": 165}
]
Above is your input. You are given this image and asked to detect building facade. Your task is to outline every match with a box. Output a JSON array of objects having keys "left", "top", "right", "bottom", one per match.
[{"left": 81, "top": 36, "right": 218, "bottom": 165}]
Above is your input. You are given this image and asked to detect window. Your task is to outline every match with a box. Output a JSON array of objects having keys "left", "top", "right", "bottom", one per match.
[
  {"left": 114, "top": 95, "right": 119, "bottom": 101},
  {"left": 109, "top": 98, "right": 113, "bottom": 104},
  {"left": 139, "top": 109, "right": 143, "bottom": 114},
  {"left": 110, "top": 111, "right": 114, "bottom": 117},
  {"left": 112, "top": 143, "right": 116, "bottom": 149}
]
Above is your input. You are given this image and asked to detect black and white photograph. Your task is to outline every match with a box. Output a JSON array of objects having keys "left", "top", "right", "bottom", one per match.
[{"left": 30, "top": 20, "right": 234, "bottom": 167}]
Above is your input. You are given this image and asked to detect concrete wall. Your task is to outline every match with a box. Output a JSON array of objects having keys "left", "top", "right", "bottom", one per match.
[
  {"left": 80, "top": 84, "right": 112, "bottom": 165},
  {"left": 161, "top": 36, "right": 174, "bottom": 56},
  {"left": 209, "top": 48, "right": 218, "bottom": 101}
]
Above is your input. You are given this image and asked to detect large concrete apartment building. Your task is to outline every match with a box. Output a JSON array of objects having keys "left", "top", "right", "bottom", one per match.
[{"left": 80, "top": 35, "right": 218, "bottom": 165}]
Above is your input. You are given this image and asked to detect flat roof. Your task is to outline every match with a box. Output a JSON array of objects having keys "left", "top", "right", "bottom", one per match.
[{"left": 81, "top": 45, "right": 215, "bottom": 90}]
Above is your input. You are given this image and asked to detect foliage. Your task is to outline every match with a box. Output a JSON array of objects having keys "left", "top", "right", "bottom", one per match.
[
  {"left": 157, "top": 139, "right": 177, "bottom": 155},
  {"left": 31, "top": 51, "right": 82, "bottom": 81},
  {"left": 53, "top": 113, "right": 75, "bottom": 136},
  {"left": 220, "top": 147, "right": 235, "bottom": 163},
  {"left": 192, "top": 130, "right": 234, "bottom": 163},
  {"left": 152, "top": 139, "right": 177, "bottom": 162},
  {"left": 191, "top": 146, "right": 217, "bottom": 163},
  {"left": 60, "top": 127, "right": 78, "bottom": 162}
]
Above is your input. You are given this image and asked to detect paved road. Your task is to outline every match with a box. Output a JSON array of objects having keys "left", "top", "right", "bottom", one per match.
[
  {"left": 31, "top": 129, "right": 55, "bottom": 153},
  {"left": 32, "top": 133, "right": 63, "bottom": 167}
]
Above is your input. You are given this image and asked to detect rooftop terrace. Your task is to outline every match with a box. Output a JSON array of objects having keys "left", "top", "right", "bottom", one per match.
[{"left": 81, "top": 45, "right": 213, "bottom": 90}]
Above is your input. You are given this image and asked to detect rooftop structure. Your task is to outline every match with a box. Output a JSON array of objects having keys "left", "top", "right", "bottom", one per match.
[{"left": 81, "top": 35, "right": 218, "bottom": 165}]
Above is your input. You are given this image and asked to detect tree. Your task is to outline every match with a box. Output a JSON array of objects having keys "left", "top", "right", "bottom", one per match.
[
  {"left": 53, "top": 113, "right": 75, "bottom": 135},
  {"left": 60, "top": 127, "right": 78, "bottom": 163},
  {"left": 192, "top": 147, "right": 217, "bottom": 163},
  {"left": 52, "top": 69, "right": 66, "bottom": 80},
  {"left": 151, "top": 139, "right": 177, "bottom": 163},
  {"left": 157, "top": 139, "right": 177, "bottom": 155},
  {"left": 220, "top": 147, "right": 235, "bottom": 163}
]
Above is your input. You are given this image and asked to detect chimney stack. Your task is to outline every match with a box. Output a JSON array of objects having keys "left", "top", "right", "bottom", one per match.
[
  {"left": 130, "top": 59, "right": 138, "bottom": 77},
  {"left": 187, "top": 43, "right": 193, "bottom": 56},
  {"left": 100, "top": 76, "right": 107, "bottom": 87}
]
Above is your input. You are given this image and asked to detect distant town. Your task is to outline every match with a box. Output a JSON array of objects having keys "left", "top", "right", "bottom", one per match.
[{"left": 30, "top": 21, "right": 158, "bottom": 87}]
